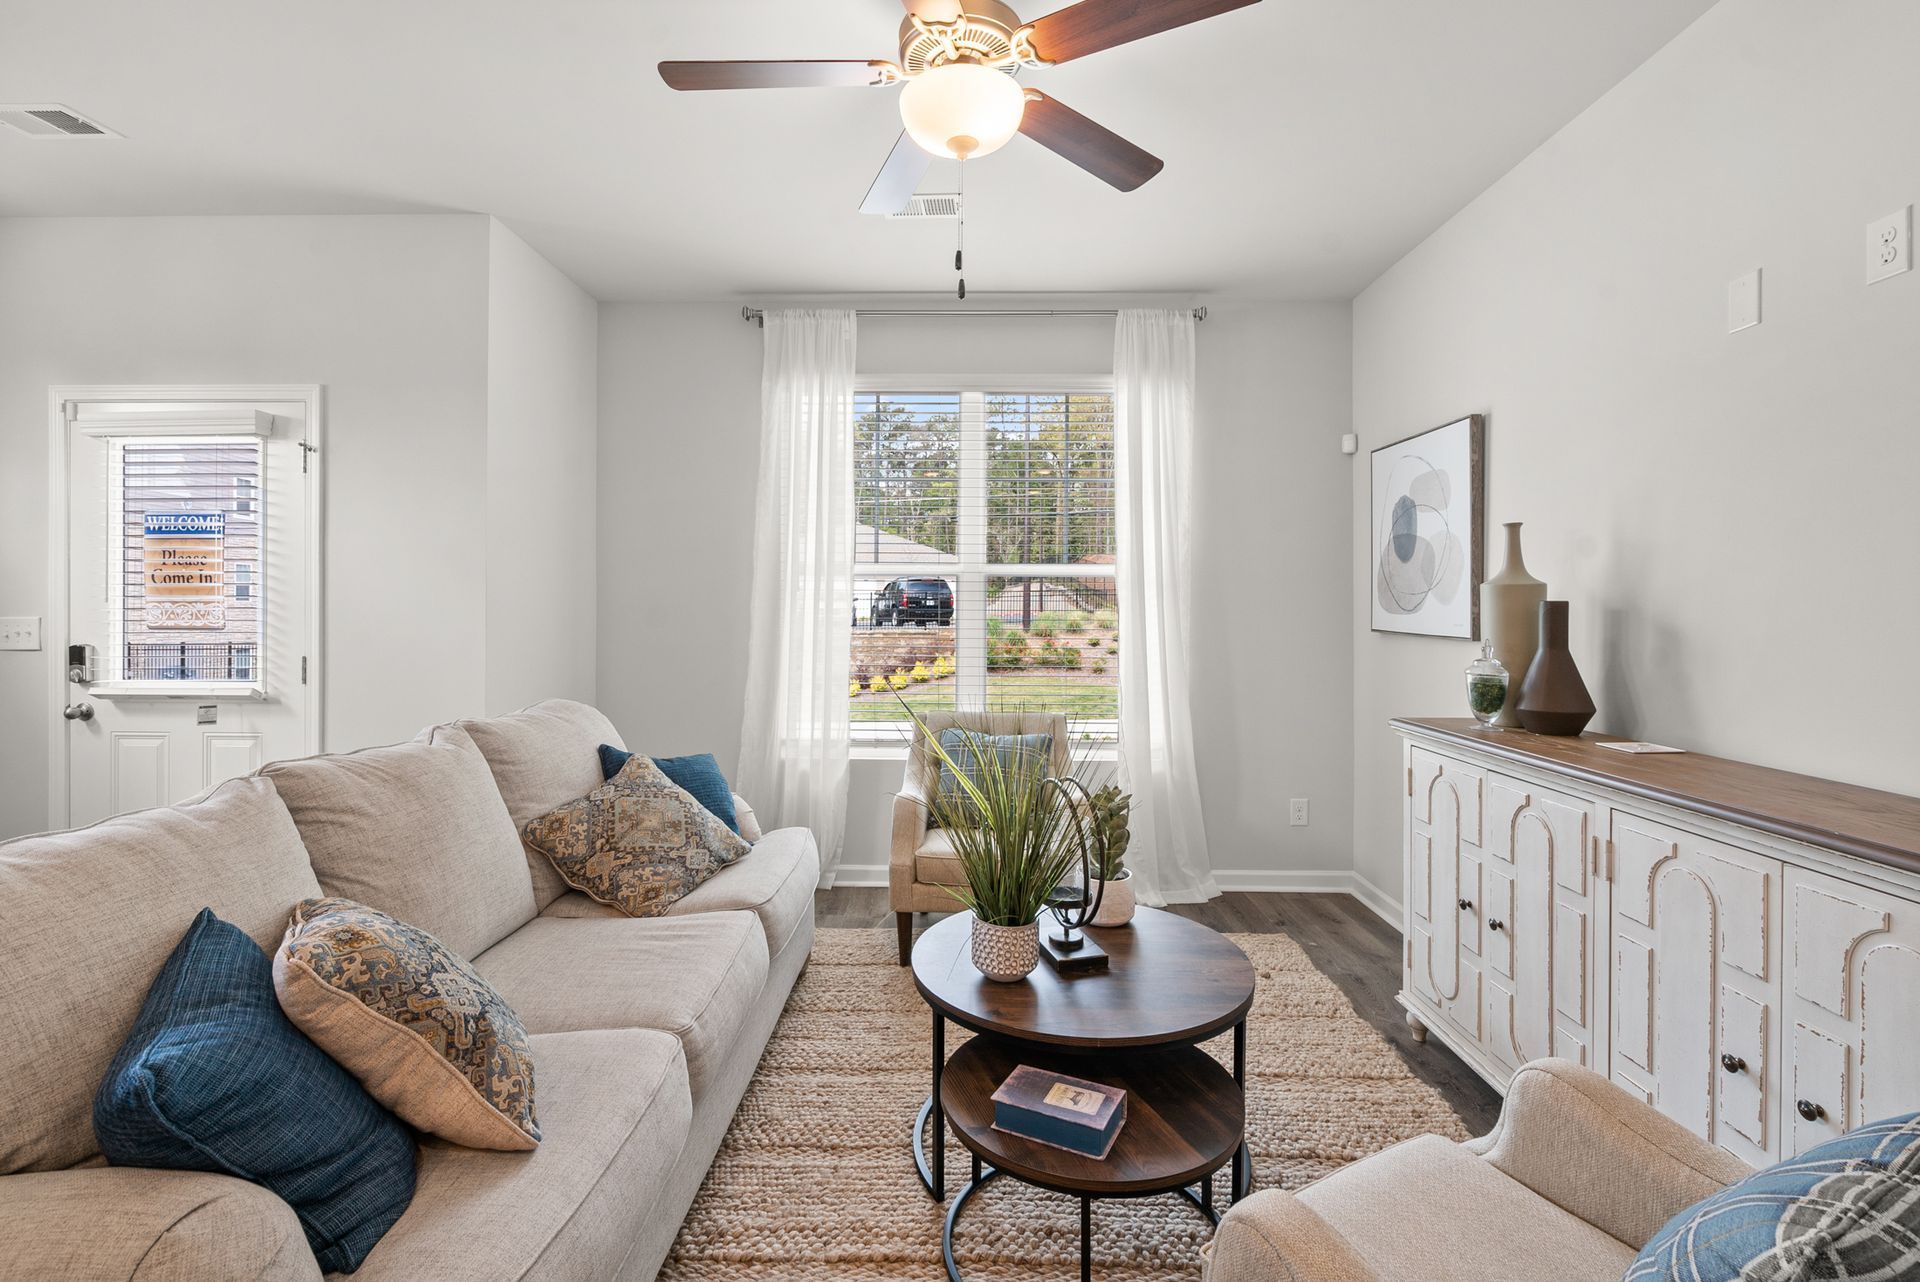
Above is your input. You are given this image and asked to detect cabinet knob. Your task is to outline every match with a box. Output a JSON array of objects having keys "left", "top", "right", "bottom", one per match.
[
  {"left": 1720, "top": 1053, "right": 1747, "bottom": 1075},
  {"left": 1487, "top": 918, "right": 1505, "bottom": 932},
  {"left": 1796, "top": 1099, "right": 1826, "bottom": 1123},
  {"left": 1457, "top": 898, "right": 1473, "bottom": 911}
]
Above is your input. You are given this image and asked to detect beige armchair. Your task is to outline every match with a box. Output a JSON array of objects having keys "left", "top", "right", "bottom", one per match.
[
  {"left": 1201, "top": 1058, "right": 1752, "bottom": 1282},
  {"left": 890, "top": 710, "right": 1070, "bottom": 965}
]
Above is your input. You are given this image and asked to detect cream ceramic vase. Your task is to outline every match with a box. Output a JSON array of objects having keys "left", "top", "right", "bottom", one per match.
[
  {"left": 969, "top": 916, "right": 1040, "bottom": 982},
  {"left": 1479, "top": 522, "right": 1547, "bottom": 729},
  {"left": 1090, "top": 871, "right": 1135, "bottom": 927}
]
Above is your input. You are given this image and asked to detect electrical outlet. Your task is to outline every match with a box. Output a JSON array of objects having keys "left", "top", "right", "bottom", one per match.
[
  {"left": 1728, "top": 269, "right": 1761, "bottom": 333},
  {"left": 1289, "top": 798, "right": 1310, "bottom": 827},
  {"left": 1867, "top": 206, "right": 1912, "bottom": 284},
  {"left": 0, "top": 617, "right": 41, "bottom": 651}
]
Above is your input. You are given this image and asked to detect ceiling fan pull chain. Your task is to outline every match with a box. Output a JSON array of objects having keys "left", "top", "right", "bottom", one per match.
[{"left": 956, "top": 156, "right": 966, "bottom": 298}]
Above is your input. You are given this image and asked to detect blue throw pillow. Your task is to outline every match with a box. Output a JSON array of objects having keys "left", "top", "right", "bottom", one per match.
[
  {"left": 1626, "top": 1112, "right": 1920, "bottom": 1282},
  {"left": 94, "top": 909, "right": 417, "bottom": 1275},
  {"left": 599, "top": 744, "right": 739, "bottom": 834},
  {"left": 934, "top": 729, "right": 1053, "bottom": 807}
]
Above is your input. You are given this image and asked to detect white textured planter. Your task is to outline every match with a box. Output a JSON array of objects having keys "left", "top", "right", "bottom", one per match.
[
  {"left": 1090, "top": 871, "right": 1136, "bottom": 927},
  {"left": 969, "top": 916, "right": 1040, "bottom": 982}
]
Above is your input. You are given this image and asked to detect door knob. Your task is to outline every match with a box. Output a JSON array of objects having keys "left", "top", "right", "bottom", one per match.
[
  {"left": 1487, "top": 918, "right": 1505, "bottom": 932},
  {"left": 1720, "top": 1054, "right": 1747, "bottom": 1075},
  {"left": 62, "top": 702, "right": 95, "bottom": 722},
  {"left": 1796, "top": 1099, "right": 1826, "bottom": 1123},
  {"left": 1457, "top": 898, "right": 1474, "bottom": 911}
]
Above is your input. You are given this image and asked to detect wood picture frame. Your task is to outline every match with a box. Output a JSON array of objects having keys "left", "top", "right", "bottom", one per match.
[{"left": 1370, "top": 414, "right": 1484, "bottom": 639}]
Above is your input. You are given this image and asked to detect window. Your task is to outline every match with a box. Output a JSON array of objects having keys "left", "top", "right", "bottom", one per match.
[
  {"left": 851, "top": 386, "right": 1117, "bottom": 739},
  {"left": 112, "top": 437, "right": 264, "bottom": 685}
]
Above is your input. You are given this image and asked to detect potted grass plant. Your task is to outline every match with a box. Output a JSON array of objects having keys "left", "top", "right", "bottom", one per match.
[
  {"left": 1085, "top": 784, "right": 1135, "bottom": 927},
  {"left": 914, "top": 717, "right": 1082, "bottom": 982}
]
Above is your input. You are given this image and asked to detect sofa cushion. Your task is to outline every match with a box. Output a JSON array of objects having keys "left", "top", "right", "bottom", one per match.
[
  {"left": 262, "top": 725, "right": 535, "bottom": 960},
  {"left": 1626, "top": 1112, "right": 1920, "bottom": 1282},
  {"left": 94, "top": 909, "right": 417, "bottom": 1275},
  {"left": 0, "top": 776, "right": 323, "bottom": 1174},
  {"left": 539, "top": 826, "right": 818, "bottom": 957},
  {"left": 470, "top": 913, "right": 768, "bottom": 1100},
  {"left": 0, "top": 1166, "right": 322, "bottom": 1282},
  {"left": 912, "top": 826, "right": 966, "bottom": 887},
  {"left": 520, "top": 755, "right": 750, "bottom": 918},
  {"left": 337, "top": 1029, "right": 691, "bottom": 1282},
  {"left": 460, "top": 700, "right": 627, "bottom": 911},
  {"left": 275, "top": 898, "right": 541, "bottom": 1150},
  {"left": 1299, "top": 1135, "right": 1636, "bottom": 1282}
]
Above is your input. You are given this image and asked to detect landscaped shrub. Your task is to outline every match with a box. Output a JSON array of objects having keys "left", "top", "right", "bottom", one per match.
[
  {"left": 1090, "top": 659, "right": 1107, "bottom": 675},
  {"left": 888, "top": 669, "right": 911, "bottom": 691},
  {"left": 932, "top": 654, "right": 955, "bottom": 678},
  {"left": 1092, "top": 608, "right": 1117, "bottom": 630},
  {"left": 1029, "top": 617, "right": 1058, "bottom": 639},
  {"left": 849, "top": 680, "right": 862, "bottom": 699},
  {"left": 869, "top": 674, "right": 889, "bottom": 695},
  {"left": 1084, "top": 637, "right": 1101, "bottom": 649},
  {"left": 1034, "top": 646, "right": 1081, "bottom": 669},
  {"left": 910, "top": 662, "right": 932, "bottom": 683},
  {"left": 1065, "top": 611, "right": 1090, "bottom": 633}
]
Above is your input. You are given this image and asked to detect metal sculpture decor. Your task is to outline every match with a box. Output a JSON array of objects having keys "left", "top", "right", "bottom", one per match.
[{"left": 1040, "top": 776, "right": 1110, "bottom": 974}]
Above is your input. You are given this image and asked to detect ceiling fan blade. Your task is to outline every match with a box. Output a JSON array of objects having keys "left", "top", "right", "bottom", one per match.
[
  {"left": 658, "top": 60, "right": 896, "bottom": 91},
  {"left": 1018, "top": 91, "right": 1163, "bottom": 191},
  {"left": 860, "top": 132, "right": 934, "bottom": 215},
  {"left": 1023, "top": 0, "right": 1261, "bottom": 64}
]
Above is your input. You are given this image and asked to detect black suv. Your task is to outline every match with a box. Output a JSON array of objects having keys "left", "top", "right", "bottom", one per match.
[{"left": 871, "top": 577, "right": 954, "bottom": 627}]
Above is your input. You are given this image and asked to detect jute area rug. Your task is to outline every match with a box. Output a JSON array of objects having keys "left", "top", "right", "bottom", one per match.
[{"left": 659, "top": 927, "right": 1470, "bottom": 1281}]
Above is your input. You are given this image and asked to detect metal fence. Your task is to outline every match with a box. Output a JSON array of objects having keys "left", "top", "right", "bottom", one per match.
[{"left": 125, "top": 641, "right": 257, "bottom": 681}]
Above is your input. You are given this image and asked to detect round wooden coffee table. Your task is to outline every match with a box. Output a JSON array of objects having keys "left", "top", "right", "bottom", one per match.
[{"left": 909, "top": 908, "right": 1257, "bottom": 1281}]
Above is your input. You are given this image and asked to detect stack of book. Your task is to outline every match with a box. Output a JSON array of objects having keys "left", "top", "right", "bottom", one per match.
[{"left": 990, "top": 1065, "right": 1127, "bottom": 1159}]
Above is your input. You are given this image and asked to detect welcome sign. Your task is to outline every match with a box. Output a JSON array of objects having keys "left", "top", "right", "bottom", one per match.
[{"left": 144, "top": 511, "right": 226, "bottom": 629}]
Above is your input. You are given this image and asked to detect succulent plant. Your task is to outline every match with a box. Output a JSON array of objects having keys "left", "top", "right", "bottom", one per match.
[{"left": 1089, "top": 784, "right": 1132, "bottom": 880}]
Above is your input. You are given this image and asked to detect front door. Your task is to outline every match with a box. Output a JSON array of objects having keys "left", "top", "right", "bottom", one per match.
[{"left": 58, "top": 392, "right": 318, "bottom": 827}]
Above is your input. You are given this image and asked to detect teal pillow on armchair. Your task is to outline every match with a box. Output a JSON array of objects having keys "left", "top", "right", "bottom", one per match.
[
  {"left": 1625, "top": 1113, "right": 1920, "bottom": 1281},
  {"left": 598, "top": 744, "right": 739, "bottom": 834}
]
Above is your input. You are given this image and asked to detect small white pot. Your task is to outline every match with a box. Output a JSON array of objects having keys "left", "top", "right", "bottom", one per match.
[
  {"left": 969, "top": 915, "right": 1040, "bottom": 982},
  {"left": 1090, "top": 871, "right": 1136, "bottom": 927}
]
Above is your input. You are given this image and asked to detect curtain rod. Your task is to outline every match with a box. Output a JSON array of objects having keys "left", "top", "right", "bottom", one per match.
[{"left": 740, "top": 306, "right": 1206, "bottom": 327}]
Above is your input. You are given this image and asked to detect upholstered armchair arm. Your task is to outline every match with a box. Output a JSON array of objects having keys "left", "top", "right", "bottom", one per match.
[
  {"left": 0, "top": 1167, "right": 321, "bottom": 1281},
  {"left": 1202, "top": 1189, "right": 1382, "bottom": 1282},
  {"left": 1462, "top": 1057, "right": 1751, "bottom": 1248},
  {"left": 890, "top": 759, "right": 931, "bottom": 902}
]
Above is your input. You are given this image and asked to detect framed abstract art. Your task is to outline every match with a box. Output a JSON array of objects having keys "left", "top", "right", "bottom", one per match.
[{"left": 1370, "top": 415, "right": 1484, "bottom": 639}]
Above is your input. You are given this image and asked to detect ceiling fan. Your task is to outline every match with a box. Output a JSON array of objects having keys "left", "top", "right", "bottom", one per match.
[{"left": 659, "top": 0, "right": 1262, "bottom": 215}]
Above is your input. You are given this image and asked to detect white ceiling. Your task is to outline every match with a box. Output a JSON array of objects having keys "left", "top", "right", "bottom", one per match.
[{"left": 0, "top": 0, "right": 1715, "bottom": 301}]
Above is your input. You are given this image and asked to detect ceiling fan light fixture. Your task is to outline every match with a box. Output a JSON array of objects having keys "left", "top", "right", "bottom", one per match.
[{"left": 898, "top": 60, "right": 1024, "bottom": 160}]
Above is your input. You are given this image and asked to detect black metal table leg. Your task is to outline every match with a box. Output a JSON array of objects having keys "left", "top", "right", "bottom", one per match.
[
  {"left": 932, "top": 1010, "right": 946, "bottom": 1199},
  {"left": 1201, "top": 1168, "right": 1213, "bottom": 1218},
  {"left": 1232, "top": 1019, "right": 1250, "bottom": 1202},
  {"left": 1080, "top": 1196, "right": 1091, "bottom": 1282}
]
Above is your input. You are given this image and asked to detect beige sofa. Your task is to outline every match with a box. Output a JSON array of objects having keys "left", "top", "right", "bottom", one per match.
[
  {"left": 888, "top": 710, "right": 1069, "bottom": 964},
  {"left": 0, "top": 698, "right": 817, "bottom": 1282},
  {"left": 1201, "top": 1058, "right": 1752, "bottom": 1282}
]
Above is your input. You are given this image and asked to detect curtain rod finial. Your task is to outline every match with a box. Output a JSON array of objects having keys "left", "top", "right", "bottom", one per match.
[{"left": 742, "top": 306, "right": 765, "bottom": 327}]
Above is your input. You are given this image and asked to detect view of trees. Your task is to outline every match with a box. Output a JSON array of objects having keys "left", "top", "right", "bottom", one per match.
[{"left": 853, "top": 392, "right": 1116, "bottom": 566}]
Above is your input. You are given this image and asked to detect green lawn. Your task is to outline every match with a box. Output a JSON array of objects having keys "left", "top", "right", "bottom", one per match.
[{"left": 849, "top": 670, "right": 1117, "bottom": 722}]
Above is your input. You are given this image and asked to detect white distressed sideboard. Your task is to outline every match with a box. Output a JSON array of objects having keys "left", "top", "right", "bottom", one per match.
[{"left": 1393, "top": 717, "right": 1920, "bottom": 1167}]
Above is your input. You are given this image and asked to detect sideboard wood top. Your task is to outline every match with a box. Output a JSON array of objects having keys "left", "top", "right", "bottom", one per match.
[{"left": 1392, "top": 717, "right": 1920, "bottom": 877}]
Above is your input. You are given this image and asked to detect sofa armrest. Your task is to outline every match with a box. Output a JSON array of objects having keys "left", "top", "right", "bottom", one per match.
[
  {"left": 1202, "top": 1189, "right": 1382, "bottom": 1282},
  {"left": 0, "top": 1167, "right": 321, "bottom": 1282},
  {"left": 1463, "top": 1057, "right": 1752, "bottom": 1248},
  {"left": 889, "top": 765, "right": 931, "bottom": 905}
]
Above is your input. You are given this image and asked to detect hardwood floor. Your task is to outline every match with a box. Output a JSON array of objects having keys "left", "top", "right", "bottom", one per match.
[{"left": 814, "top": 887, "right": 1504, "bottom": 1134}]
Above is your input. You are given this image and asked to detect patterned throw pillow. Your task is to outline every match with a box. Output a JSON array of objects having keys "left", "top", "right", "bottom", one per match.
[
  {"left": 522, "top": 754, "right": 750, "bottom": 917},
  {"left": 272, "top": 897, "right": 540, "bottom": 1151},
  {"left": 596, "top": 743, "right": 740, "bottom": 834},
  {"left": 1626, "top": 1113, "right": 1920, "bottom": 1282}
]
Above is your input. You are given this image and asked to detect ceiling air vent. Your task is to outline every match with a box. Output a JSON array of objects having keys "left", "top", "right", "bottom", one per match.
[
  {"left": 891, "top": 193, "right": 961, "bottom": 220},
  {"left": 0, "top": 104, "right": 121, "bottom": 139}
]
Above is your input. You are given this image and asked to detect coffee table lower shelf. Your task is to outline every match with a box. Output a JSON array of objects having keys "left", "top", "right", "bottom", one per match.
[{"left": 916, "top": 1036, "right": 1247, "bottom": 1282}]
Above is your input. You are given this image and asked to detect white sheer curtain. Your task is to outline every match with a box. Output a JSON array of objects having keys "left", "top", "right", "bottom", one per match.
[
  {"left": 1113, "top": 308, "right": 1217, "bottom": 905},
  {"left": 737, "top": 309, "right": 857, "bottom": 880}
]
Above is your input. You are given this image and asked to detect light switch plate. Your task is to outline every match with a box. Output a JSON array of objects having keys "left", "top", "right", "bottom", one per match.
[
  {"left": 0, "top": 617, "right": 41, "bottom": 651},
  {"left": 1867, "top": 206, "right": 1912, "bottom": 284},
  {"left": 1728, "top": 269, "right": 1762, "bottom": 333}
]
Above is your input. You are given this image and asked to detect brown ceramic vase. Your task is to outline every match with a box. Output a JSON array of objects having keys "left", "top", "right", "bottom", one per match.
[{"left": 1516, "top": 600, "right": 1595, "bottom": 736}]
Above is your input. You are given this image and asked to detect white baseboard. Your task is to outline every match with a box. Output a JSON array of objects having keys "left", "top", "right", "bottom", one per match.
[{"left": 828, "top": 861, "right": 1404, "bottom": 930}]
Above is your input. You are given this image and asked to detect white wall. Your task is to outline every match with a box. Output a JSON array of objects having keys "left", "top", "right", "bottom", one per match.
[
  {"left": 0, "top": 214, "right": 492, "bottom": 837},
  {"left": 597, "top": 297, "right": 1354, "bottom": 888},
  {"left": 486, "top": 222, "right": 599, "bottom": 713},
  {"left": 1349, "top": 0, "right": 1920, "bottom": 900}
]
